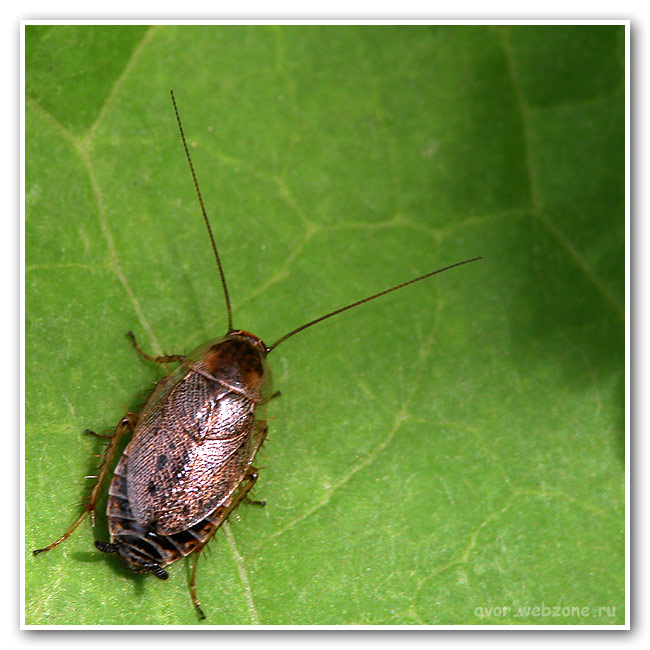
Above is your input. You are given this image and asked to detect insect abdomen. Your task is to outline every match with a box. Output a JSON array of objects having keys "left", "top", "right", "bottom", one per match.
[{"left": 105, "top": 453, "right": 221, "bottom": 574}]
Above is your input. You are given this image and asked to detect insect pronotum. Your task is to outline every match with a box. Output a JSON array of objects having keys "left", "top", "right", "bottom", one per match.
[{"left": 33, "top": 90, "right": 482, "bottom": 620}]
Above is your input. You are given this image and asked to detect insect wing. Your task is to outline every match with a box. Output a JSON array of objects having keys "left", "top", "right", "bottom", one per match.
[{"left": 125, "top": 363, "right": 262, "bottom": 536}]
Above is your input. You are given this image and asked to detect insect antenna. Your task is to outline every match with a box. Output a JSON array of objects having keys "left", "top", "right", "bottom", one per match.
[
  {"left": 266, "top": 256, "right": 482, "bottom": 353},
  {"left": 170, "top": 90, "right": 234, "bottom": 332}
]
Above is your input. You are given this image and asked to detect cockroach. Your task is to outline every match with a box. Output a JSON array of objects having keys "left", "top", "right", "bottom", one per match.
[{"left": 33, "top": 90, "right": 481, "bottom": 620}]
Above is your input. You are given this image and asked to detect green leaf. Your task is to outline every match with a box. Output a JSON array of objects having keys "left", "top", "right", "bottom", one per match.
[{"left": 25, "top": 24, "right": 625, "bottom": 626}]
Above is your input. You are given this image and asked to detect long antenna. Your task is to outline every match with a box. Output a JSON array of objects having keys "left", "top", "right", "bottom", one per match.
[
  {"left": 266, "top": 256, "right": 482, "bottom": 353},
  {"left": 170, "top": 90, "right": 234, "bottom": 332}
]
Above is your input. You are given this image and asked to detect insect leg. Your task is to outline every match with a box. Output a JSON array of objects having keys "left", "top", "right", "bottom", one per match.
[
  {"left": 189, "top": 547, "right": 207, "bottom": 620},
  {"left": 32, "top": 413, "right": 137, "bottom": 556},
  {"left": 189, "top": 467, "right": 261, "bottom": 620},
  {"left": 127, "top": 330, "right": 185, "bottom": 365},
  {"left": 85, "top": 428, "right": 114, "bottom": 440},
  {"left": 241, "top": 420, "right": 269, "bottom": 507}
]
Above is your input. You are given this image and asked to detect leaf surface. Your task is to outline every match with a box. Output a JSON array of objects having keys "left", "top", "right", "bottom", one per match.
[{"left": 25, "top": 24, "right": 625, "bottom": 625}]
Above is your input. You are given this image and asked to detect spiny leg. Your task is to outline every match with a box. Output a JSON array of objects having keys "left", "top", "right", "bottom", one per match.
[
  {"left": 242, "top": 420, "right": 269, "bottom": 507},
  {"left": 127, "top": 330, "right": 185, "bottom": 365},
  {"left": 85, "top": 429, "right": 113, "bottom": 440},
  {"left": 33, "top": 413, "right": 137, "bottom": 556},
  {"left": 189, "top": 546, "right": 207, "bottom": 620},
  {"left": 189, "top": 467, "right": 261, "bottom": 620}
]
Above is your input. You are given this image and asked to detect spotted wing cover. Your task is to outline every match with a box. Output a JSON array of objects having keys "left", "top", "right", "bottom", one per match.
[{"left": 125, "top": 366, "right": 262, "bottom": 535}]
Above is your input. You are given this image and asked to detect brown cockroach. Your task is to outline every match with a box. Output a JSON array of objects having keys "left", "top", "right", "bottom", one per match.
[{"left": 33, "top": 90, "right": 481, "bottom": 619}]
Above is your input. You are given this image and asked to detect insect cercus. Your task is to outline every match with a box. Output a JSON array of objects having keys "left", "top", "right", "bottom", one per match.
[{"left": 33, "top": 90, "right": 481, "bottom": 620}]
